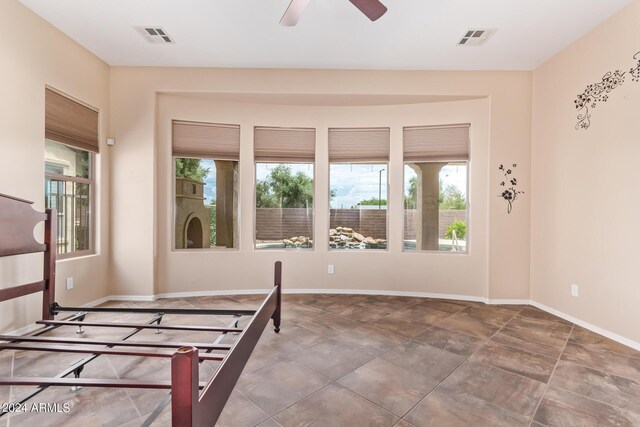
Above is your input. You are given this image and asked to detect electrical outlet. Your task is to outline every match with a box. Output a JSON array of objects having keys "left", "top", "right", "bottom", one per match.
[
  {"left": 328, "top": 265, "right": 335, "bottom": 274},
  {"left": 571, "top": 284, "right": 579, "bottom": 297},
  {"left": 66, "top": 277, "right": 74, "bottom": 290}
]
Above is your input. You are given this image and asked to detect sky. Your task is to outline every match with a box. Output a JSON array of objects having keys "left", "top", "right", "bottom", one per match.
[
  {"left": 198, "top": 160, "right": 466, "bottom": 208},
  {"left": 201, "top": 159, "right": 217, "bottom": 204}
]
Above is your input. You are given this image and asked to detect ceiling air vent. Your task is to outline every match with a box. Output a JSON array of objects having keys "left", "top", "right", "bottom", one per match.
[
  {"left": 458, "top": 29, "right": 496, "bottom": 47},
  {"left": 137, "top": 27, "right": 174, "bottom": 44}
]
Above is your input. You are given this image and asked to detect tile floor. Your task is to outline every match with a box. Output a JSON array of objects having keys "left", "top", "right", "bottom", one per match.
[{"left": 1, "top": 294, "right": 640, "bottom": 426}]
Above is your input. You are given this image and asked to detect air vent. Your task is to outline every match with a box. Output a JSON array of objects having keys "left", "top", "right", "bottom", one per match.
[
  {"left": 136, "top": 27, "right": 174, "bottom": 44},
  {"left": 458, "top": 29, "right": 496, "bottom": 47}
]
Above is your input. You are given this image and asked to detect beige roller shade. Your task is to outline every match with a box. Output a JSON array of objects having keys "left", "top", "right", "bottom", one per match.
[
  {"left": 403, "top": 124, "right": 470, "bottom": 162},
  {"left": 172, "top": 120, "right": 240, "bottom": 160},
  {"left": 45, "top": 88, "right": 99, "bottom": 153},
  {"left": 328, "top": 127, "right": 390, "bottom": 162},
  {"left": 254, "top": 127, "right": 315, "bottom": 162}
]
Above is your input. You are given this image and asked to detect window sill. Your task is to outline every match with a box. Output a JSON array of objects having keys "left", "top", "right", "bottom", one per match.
[
  {"left": 173, "top": 247, "right": 239, "bottom": 253},
  {"left": 56, "top": 251, "right": 97, "bottom": 262}
]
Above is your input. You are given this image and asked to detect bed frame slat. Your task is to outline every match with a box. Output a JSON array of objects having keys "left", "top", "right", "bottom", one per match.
[
  {"left": 0, "top": 280, "right": 45, "bottom": 303},
  {"left": 0, "top": 334, "right": 232, "bottom": 351},
  {"left": 36, "top": 320, "right": 243, "bottom": 333},
  {"left": 0, "top": 343, "right": 225, "bottom": 361},
  {"left": 0, "top": 377, "right": 210, "bottom": 389}
]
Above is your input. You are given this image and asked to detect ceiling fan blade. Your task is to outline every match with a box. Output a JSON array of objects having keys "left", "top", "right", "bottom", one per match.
[
  {"left": 347, "top": 0, "right": 387, "bottom": 21},
  {"left": 280, "top": 0, "right": 311, "bottom": 26}
]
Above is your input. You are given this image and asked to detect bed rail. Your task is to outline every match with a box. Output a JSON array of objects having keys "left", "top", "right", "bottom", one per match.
[
  {"left": 172, "top": 260, "right": 282, "bottom": 426},
  {"left": 0, "top": 191, "right": 284, "bottom": 426}
]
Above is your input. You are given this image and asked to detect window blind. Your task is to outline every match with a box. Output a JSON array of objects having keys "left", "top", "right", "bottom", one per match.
[
  {"left": 45, "top": 88, "right": 99, "bottom": 153},
  {"left": 328, "top": 127, "right": 390, "bottom": 162},
  {"left": 254, "top": 127, "right": 316, "bottom": 162},
  {"left": 172, "top": 120, "right": 240, "bottom": 160},
  {"left": 403, "top": 124, "right": 470, "bottom": 162}
]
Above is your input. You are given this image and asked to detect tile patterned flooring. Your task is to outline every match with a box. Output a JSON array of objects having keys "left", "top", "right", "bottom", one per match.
[{"left": 1, "top": 294, "right": 640, "bottom": 426}]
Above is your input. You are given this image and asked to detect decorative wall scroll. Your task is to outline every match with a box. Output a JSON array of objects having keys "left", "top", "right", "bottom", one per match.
[
  {"left": 499, "top": 164, "right": 523, "bottom": 214},
  {"left": 575, "top": 51, "right": 640, "bottom": 130}
]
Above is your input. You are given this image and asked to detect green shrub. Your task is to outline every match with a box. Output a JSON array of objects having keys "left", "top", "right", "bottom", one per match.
[{"left": 445, "top": 221, "right": 466, "bottom": 240}]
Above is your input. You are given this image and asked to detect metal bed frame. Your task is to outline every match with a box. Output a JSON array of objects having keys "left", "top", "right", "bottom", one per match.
[{"left": 0, "top": 193, "right": 282, "bottom": 426}]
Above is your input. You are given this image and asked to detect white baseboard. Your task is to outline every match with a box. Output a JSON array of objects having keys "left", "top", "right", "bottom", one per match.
[
  {"left": 156, "top": 289, "right": 269, "bottom": 299},
  {"left": 81, "top": 296, "right": 112, "bottom": 307},
  {"left": 105, "top": 294, "right": 158, "bottom": 302},
  {"left": 487, "top": 299, "right": 531, "bottom": 305},
  {"left": 530, "top": 301, "right": 640, "bottom": 352},
  {"left": 5, "top": 289, "right": 639, "bottom": 353}
]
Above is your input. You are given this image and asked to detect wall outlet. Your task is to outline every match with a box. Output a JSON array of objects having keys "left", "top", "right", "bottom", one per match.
[
  {"left": 328, "top": 265, "right": 335, "bottom": 274},
  {"left": 571, "top": 284, "right": 579, "bottom": 297},
  {"left": 66, "top": 277, "right": 74, "bottom": 290}
]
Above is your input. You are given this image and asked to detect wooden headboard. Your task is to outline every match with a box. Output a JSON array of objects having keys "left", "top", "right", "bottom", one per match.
[{"left": 0, "top": 193, "right": 57, "bottom": 320}]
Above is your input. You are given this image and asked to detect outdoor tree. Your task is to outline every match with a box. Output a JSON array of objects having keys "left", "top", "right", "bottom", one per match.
[
  {"left": 257, "top": 165, "right": 327, "bottom": 208},
  {"left": 175, "top": 158, "right": 209, "bottom": 182},
  {"left": 404, "top": 176, "right": 417, "bottom": 208},
  {"left": 359, "top": 197, "right": 387, "bottom": 206},
  {"left": 404, "top": 177, "right": 465, "bottom": 210},
  {"left": 440, "top": 184, "right": 466, "bottom": 210}
]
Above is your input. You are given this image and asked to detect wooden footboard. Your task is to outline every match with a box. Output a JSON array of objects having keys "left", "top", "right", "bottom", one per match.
[{"left": 172, "top": 261, "right": 282, "bottom": 426}]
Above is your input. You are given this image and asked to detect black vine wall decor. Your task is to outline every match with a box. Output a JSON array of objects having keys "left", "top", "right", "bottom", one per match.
[
  {"left": 575, "top": 51, "right": 640, "bottom": 130},
  {"left": 499, "top": 164, "right": 524, "bottom": 214}
]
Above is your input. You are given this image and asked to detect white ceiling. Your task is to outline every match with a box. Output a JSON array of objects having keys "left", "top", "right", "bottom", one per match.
[{"left": 20, "top": 0, "right": 632, "bottom": 70}]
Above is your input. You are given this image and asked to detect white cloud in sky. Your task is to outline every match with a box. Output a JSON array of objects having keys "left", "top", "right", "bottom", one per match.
[
  {"left": 255, "top": 162, "right": 314, "bottom": 181},
  {"left": 330, "top": 163, "right": 387, "bottom": 208}
]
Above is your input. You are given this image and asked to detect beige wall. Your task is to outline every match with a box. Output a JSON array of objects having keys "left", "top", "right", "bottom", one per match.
[
  {"left": 0, "top": 1, "right": 110, "bottom": 332},
  {"left": 531, "top": 0, "right": 640, "bottom": 342},
  {"left": 156, "top": 95, "right": 491, "bottom": 297},
  {"left": 110, "top": 69, "right": 532, "bottom": 300}
]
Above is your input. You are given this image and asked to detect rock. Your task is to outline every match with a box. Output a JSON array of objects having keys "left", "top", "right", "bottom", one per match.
[
  {"left": 330, "top": 229, "right": 337, "bottom": 236},
  {"left": 364, "top": 237, "right": 376, "bottom": 245},
  {"left": 336, "top": 227, "right": 343, "bottom": 231},
  {"left": 352, "top": 232, "right": 364, "bottom": 242},
  {"left": 343, "top": 227, "right": 353, "bottom": 233}
]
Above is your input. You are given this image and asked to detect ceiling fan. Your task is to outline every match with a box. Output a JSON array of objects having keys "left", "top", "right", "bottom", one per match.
[{"left": 280, "top": 0, "right": 387, "bottom": 26}]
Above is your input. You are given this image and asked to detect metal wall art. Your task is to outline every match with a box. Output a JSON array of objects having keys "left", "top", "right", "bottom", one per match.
[
  {"left": 499, "top": 163, "right": 524, "bottom": 214},
  {"left": 575, "top": 51, "right": 640, "bottom": 130}
]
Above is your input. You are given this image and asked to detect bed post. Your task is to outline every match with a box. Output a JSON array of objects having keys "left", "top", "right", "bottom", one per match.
[
  {"left": 272, "top": 261, "right": 281, "bottom": 333},
  {"left": 42, "top": 208, "right": 57, "bottom": 320},
  {"left": 171, "top": 346, "right": 199, "bottom": 427}
]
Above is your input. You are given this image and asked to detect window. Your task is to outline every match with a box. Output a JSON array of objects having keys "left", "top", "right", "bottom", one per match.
[
  {"left": 45, "top": 140, "right": 93, "bottom": 255},
  {"left": 328, "top": 128, "right": 390, "bottom": 250},
  {"left": 44, "top": 88, "right": 99, "bottom": 257},
  {"left": 254, "top": 127, "right": 316, "bottom": 250},
  {"left": 172, "top": 121, "right": 240, "bottom": 250},
  {"left": 403, "top": 124, "right": 470, "bottom": 252}
]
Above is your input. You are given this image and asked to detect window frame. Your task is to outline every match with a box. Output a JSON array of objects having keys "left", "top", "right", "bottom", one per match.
[
  {"left": 253, "top": 161, "right": 316, "bottom": 251},
  {"left": 172, "top": 155, "right": 240, "bottom": 252},
  {"left": 44, "top": 140, "right": 95, "bottom": 259},
  {"left": 328, "top": 161, "right": 390, "bottom": 252},
  {"left": 402, "top": 159, "right": 470, "bottom": 254}
]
